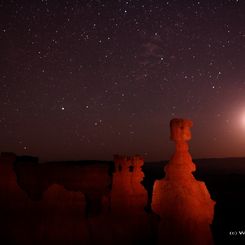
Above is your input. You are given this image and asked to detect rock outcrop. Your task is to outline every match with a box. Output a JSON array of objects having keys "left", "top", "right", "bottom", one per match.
[
  {"left": 110, "top": 155, "right": 153, "bottom": 243},
  {"left": 152, "top": 118, "right": 215, "bottom": 245},
  {"left": 111, "top": 154, "right": 146, "bottom": 213}
]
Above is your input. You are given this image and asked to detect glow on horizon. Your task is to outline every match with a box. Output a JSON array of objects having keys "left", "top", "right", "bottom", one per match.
[{"left": 241, "top": 112, "right": 245, "bottom": 128}]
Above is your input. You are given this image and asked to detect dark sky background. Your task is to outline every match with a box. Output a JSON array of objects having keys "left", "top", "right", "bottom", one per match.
[{"left": 1, "top": 0, "right": 245, "bottom": 162}]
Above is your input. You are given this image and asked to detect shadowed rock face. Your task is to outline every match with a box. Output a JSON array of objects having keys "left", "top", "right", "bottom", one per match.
[
  {"left": 13, "top": 161, "right": 113, "bottom": 217},
  {"left": 0, "top": 155, "right": 158, "bottom": 244},
  {"left": 0, "top": 158, "right": 112, "bottom": 244},
  {"left": 152, "top": 118, "right": 215, "bottom": 245}
]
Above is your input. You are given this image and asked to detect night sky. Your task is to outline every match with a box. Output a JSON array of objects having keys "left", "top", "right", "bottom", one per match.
[{"left": 1, "top": 0, "right": 245, "bottom": 162}]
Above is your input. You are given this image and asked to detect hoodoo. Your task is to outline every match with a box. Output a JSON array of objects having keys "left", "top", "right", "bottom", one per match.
[{"left": 152, "top": 119, "right": 215, "bottom": 245}]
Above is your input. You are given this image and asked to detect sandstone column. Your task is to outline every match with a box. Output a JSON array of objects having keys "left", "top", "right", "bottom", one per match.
[{"left": 152, "top": 118, "right": 215, "bottom": 245}]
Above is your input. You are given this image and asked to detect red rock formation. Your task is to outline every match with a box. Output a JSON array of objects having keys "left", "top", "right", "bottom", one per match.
[
  {"left": 110, "top": 155, "right": 150, "bottom": 243},
  {"left": 0, "top": 158, "right": 110, "bottom": 244},
  {"left": 111, "top": 154, "right": 146, "bottom": 213},
  {"left": 152, "top": 119, "right": 215, "bottom": 245}
]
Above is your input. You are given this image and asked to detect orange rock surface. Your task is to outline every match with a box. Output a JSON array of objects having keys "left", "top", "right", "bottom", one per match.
[
  {"left": 152, "top": 119, "right": 215, "bottom": 245},
  {"left": 111, "top": 155, "right": 146, "bottom": 213}
]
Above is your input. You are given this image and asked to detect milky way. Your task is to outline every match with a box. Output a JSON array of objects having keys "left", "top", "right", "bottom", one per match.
[{"left": 1, "top": 0, "right": 245, "bottom": 161}]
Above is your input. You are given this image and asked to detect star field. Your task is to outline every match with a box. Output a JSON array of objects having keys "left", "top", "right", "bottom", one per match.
[{"left": 1, "top": 0, "right": 245, "bottom": 161}]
